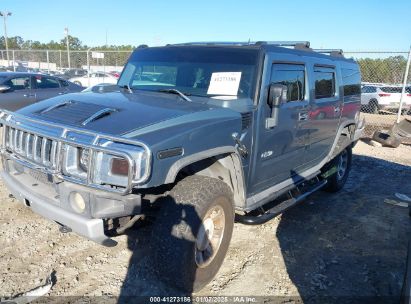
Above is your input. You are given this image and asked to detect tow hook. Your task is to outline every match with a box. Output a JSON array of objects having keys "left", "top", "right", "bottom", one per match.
[
  {"left": 59, "top": 224, "right": 72, "bottom": 233},
  {"left": 232, "top": 133, "right": 248, "bottom": 158}
]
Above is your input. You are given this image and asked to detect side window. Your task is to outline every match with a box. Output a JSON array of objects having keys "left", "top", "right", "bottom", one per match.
[
  {"left": 314, "top": 67, "right": 335, "bottom": 99},
  {"left": 370, "top": 86, "right": 377, "bottom": 93},
  {"left": 4, "top": 77, "right": 31, "bottom": 90},
  {"left": 270, "top": 64, "right": 305, "bottom": 102},
  {"left": 342, "top": 68, "right": 361, "bottom": 96},
  {"left": 35, "top": 76, "right": 61, "bottom": 89},
  {"left": 361, "top": 86, "right": 369, "bottom": 93},
  {"left": 59, "top": 80, "right": 69, "bottom": 87}
]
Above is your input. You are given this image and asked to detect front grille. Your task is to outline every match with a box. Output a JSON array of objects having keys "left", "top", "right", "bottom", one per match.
[{"left": 5, "top": 126, "right": 59, "bottom": 170}]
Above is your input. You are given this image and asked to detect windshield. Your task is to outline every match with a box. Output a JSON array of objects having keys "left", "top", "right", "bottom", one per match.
[{"left": 118, "top": 47, "right": 259, "bottom": 99}]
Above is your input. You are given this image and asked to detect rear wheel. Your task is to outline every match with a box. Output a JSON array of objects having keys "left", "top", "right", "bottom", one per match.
[
  {"left": 323, "top": 146, "right": 352, "bottom": 192},
  {"left": 150, "top": 175, "right": 234, "bottom": 292}
]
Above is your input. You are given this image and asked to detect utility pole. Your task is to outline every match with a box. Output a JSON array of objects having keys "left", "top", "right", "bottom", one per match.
[
  {"left": 0, "top": 11, "right": 12, "bottom": 67},
  {"left": 64, "top": 27, "right": 71, "bottom": 69}
]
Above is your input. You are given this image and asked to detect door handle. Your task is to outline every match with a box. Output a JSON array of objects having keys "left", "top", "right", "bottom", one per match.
[
  {"left": 334, "top": 106, "right": 341, "bottom": 113},
  {"left": 298, "top": 112, "right": 309, "bottom": 121}
]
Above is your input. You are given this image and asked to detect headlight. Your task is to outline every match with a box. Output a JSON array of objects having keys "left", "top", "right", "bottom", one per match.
[
  {"left": 92, "top": 143, "right": 148, "bottom": 188},
  {"left": 62, "top": 141, "right": 150, "bottom": 189}
]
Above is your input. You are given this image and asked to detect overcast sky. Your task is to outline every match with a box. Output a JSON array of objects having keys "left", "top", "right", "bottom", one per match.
[{"left": 1, "top": 0, "right": 410, "bottom": 51}]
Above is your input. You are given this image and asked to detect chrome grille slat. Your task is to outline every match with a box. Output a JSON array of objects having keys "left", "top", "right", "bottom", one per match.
[
  {"left": 41, "top": 137, "right": 47, "bottom": 165},
  {"left": 18, "top": 130, "right": 24, "bottom": 153},
  {"left": 50, "top": 141, "right": 57, "bottom": 167},
  {"left": 5, "top": 127, "right": 59, "bottom": 170},
  {"left": 13, "top": 129, "right": 18, "bottom": 151}
]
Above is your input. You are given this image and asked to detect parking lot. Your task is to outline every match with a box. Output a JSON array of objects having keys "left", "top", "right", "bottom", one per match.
[{"left": 0, "top": 139, "right": 410, "bottom": 302}]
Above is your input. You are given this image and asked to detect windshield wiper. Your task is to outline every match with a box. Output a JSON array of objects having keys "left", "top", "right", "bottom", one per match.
[
  {"left": 158, "top": 89, "right": 192, "bottom": 102},
  {"left": 119, "top": 84, "right": 133, "bottom": 93}
]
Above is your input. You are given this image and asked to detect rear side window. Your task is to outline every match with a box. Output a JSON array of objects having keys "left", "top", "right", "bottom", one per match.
[
  {"left": 314, "top": 66, "right": 335, "bottom": 99},
  {"left": 59, "top": 80, "right": 69, "bottom": 87},
  {"left": 381, "top": 86, "right": 402, "bottom": 93},
  {"left": 270, "top": 64, "right": 305, "bottom": 102},
  {"left": 342, "top": 68, "right": 361, "bottom": 96},
  {"left": 35, "top": 76, "right": 60, "bottom": 89}
]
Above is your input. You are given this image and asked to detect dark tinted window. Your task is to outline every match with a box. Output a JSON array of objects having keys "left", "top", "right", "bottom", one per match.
[
  {"left": 35, "top": 76, "right": 60, "bottom": 89},
  {"left": 381, "top": 86, "right": 402, "bottom": 93},
  {"left": 314, "top": 67, "right": 335, "bottom": 99},
  {"left": 342, "top": 68, "right": 361, "bottom": 96},
  {"left": 4, "top": 77, "right": 31, "bottom": 90},
  {"left": 59, "top": 79, "right": 69, "bottom": 87},
  {"left": 362, "top": 86, "right": 377, "bottom": 93},
  {"left": 270, "top": 64, "right": 305, "bottom": 102}
]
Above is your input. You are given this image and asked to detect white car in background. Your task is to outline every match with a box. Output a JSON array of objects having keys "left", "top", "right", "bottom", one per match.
[
  {"left": 361, "top": 84, "right": 411, "bottom": 114},
  {"left": 69, "top": 72, "right": 118, "bottom": 88}
]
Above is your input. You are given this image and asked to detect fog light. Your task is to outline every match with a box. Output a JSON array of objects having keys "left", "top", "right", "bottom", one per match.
[{"left": 69, "top": 192, "right": 86, "bottom": 213}]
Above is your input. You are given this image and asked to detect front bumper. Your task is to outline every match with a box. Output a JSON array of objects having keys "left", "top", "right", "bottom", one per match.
[
  {"left": 1, "top": 171, "right": 117, "bottom": 246},
  {"left": 1, "top": 169, "right": 117, "bottom": 246}
]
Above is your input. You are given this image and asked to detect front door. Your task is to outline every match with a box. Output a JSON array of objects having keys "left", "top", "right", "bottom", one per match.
[
  {"left": 249, "top": 61, "right": 310, "bottom": 195},
  {"left": 0, "top": 76, "right": 37, "bottom": 111}
]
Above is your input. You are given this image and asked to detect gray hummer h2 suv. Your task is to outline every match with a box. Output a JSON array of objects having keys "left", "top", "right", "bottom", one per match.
[{"left": 0, "top": 41, "right": 364, "bottom": 291}]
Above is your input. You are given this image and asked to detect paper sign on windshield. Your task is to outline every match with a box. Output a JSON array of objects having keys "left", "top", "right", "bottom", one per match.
[{"left": 207, "top": 72, "right": 242, "bottom": 96}]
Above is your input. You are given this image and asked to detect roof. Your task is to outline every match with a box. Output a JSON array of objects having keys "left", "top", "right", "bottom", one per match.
[{"left": 155, "top": 41, "right": 356, "bottom": 63}]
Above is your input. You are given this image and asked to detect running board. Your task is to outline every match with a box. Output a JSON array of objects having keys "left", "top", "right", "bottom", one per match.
[{"left": 236, "top": 178, "right": 327, "bottom": 225}]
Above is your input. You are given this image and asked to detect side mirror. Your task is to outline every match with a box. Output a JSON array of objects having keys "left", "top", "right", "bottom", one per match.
[
  {"left": 268, "top": 83, "right": 287, "bottom": 107},
  {"left": 266, "top": 83, "right": 287, "bottom": 129},
  {"left": 0, "top": 85, "right": 11, "bottom": 93}
]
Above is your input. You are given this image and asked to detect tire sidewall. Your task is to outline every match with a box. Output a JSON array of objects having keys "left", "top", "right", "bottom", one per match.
[
  {"left": 324, "top": 146, "right": 352, "bottom": 192},
  {"left": 150, "top": 176, "right": 234, "bottom": 292}
]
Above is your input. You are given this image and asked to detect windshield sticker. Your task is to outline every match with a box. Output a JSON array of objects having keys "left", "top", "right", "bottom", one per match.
[{"left": 207, "top": 72, "right": 242, "bottom": 96}]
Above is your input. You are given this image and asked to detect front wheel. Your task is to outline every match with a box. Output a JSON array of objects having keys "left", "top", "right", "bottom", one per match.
[
  {"left": 323, "top": 145, "right": 352, "bottom": 192},
  {"left": 150, "top": 175, "right": 234, "bottom": 292}
]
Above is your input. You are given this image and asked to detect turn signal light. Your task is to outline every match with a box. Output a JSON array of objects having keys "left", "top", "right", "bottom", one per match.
[{"left": 111, "top": 158, "right": 129, "bottom": 176}]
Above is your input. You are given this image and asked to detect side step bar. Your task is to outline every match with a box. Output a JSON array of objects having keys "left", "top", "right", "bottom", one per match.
[{"left": 236, "top": 178, "right": 327, "bottom": 225}]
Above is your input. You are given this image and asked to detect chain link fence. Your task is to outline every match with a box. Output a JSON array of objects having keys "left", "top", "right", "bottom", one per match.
[
  {"left": 345, "top": 51, "right": 411, "bottom": 138},
  {"left": 0, "top": 49, "right": 410, "bottom": 139},
  {"left": 0, "top": 49, "right": 132, "bottom": 72}
]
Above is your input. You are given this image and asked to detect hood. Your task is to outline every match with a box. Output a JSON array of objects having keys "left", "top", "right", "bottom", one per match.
[{"left": 17, "top": 90, "right": 217, "bottom": 136}]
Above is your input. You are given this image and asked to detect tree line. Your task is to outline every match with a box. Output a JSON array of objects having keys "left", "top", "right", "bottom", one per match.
[
  {"left": 0, "top": 35, "right": 136, "bottom": 51},
  {"left": 0, "top": 36, "right": 410, "bottom": 83},
  {"left": 356, "top": 55, "right": 409, "bottom": 84}
]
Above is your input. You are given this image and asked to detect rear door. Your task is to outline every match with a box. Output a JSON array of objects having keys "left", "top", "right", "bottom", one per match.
[
  {"left": 0, "top": 76, "right": 36, "bottom": 110},
  {"left": 305, "top": 64, "right": 341, "bottom": 165},
  {"left": 32, "top": 75, "right": 65, "bottom": 102},
  {"left": 249, "top": 60, "right": 310, "bottom": 195}
]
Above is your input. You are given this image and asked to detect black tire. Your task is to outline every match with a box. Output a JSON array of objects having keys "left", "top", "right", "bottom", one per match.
[
  {"left": 150, "top": 175, "right": 234, "bottom": 292},
  {"left": 369, "top": 100, "right": 379, "bottom": 114},
  {"left": 323, "top": 145, "right": 352, "bottom": 193},
  {"left": 372, "top": 130, "right": 401, "bottom": 148}
]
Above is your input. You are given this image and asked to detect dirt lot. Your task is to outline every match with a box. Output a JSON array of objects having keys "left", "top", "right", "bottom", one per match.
[{"left": 1, "top": 140, "right": 411, "bottom": 303}]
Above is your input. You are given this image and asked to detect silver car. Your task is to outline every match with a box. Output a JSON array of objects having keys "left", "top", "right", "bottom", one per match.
[{"left": 0, "top": 72, "right": 83, "bottom": 111}]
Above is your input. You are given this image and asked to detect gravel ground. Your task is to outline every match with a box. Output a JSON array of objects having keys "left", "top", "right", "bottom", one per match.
[{"left": 1, "top": 140, "right": 411, "bottom": 303}]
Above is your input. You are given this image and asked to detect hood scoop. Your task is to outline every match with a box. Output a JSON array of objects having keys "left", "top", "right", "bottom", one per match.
[{"left": 36, "top": 101, "right": 117, "bottom": 126}]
